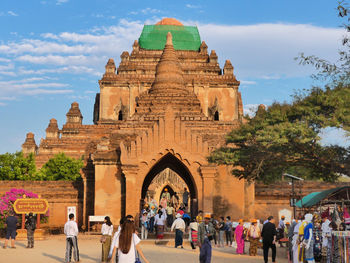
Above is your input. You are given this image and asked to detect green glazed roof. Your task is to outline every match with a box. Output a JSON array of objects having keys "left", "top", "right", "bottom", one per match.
[{"left": 138, "top": 25, "right": 201, "bottom": 51}]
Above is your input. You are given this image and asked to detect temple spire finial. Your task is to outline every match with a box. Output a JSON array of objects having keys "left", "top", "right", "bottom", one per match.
[{"left": 166, "top": 32, "right": 173, "bottom": 46}]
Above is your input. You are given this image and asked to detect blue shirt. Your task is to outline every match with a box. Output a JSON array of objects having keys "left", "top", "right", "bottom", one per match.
[{"left": 304, "top": 223, "right": 313, "bottom": 240}]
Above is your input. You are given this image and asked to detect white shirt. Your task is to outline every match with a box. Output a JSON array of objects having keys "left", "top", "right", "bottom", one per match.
[
  {"left": 64, "top": 220, "right": 78, "bottom": 238},
  {"left": 101, "top": 223, "right": 113, "bottom": 236},
  {"left": 155, "top": 214, "right": 166, "bottom": 226},
  {"left": 109, "top": 228, "right": 121, "bottom": 258},
  {"left": 115, "top": 233, "right": 140, "bottom": 263},
  {"left": 171, "top": 218, "right": 186, "bottom": 232}
]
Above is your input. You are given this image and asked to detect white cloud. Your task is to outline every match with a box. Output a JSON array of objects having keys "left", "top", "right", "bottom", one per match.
[
  {"left": 243, "top": 104, "right": 264, "bottom": 117},
  {"left": 0, "top": 102, "right": 6, "bottom": 106},
  {"left": 56, "top": 0, "right": 69, "bottom": 5},
  {"left": 186, "top": 4, "right": 201, "bottom": 9},
  {"left": 240, "top": 80, "right": 257, "bottom": 85},
  {"left": 320, "top": 127, "right": 350, "bottom": 147},
  {"left": 7, "top": 11, "right": 18, "bottom": 17}
]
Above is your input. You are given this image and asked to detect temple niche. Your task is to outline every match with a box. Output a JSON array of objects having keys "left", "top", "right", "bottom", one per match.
[{"left": 22, "top": 18, "right": 253, "bottom": 227}]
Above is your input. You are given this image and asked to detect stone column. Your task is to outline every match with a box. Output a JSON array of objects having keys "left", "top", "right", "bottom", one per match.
[
  {"left": 122, "top": 165, "right": 140, "bottom": 219},
  {"left": 200, "top": 165, "right": 217, "bottom": 214}
]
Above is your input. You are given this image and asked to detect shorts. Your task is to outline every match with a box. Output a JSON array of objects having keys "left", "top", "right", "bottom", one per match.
[{"left": 6, "top": 229, "right": 16, "bottom": 240}]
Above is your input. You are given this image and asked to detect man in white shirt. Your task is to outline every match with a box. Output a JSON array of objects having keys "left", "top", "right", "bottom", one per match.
[
  {"left": 64, "top": 213, "right": 79, "bottom": 263},
  {"left": 171, "top": 213, "right": 186, "bottom": 248}
]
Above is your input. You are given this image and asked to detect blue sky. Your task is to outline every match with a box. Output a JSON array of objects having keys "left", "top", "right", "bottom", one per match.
[{"left": 0, "top": 0, "right": 349, "bottom": 153}]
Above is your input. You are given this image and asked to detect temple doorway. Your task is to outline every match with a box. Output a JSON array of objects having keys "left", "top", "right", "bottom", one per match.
[{"left": 141, "top": 153, "right": 198, "bottom": 218}]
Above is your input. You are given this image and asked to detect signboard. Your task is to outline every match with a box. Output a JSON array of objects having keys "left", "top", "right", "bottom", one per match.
[
  {"left": 13, "top": 198, "right": 49, "bottom": 214},
  {"left": 89, "top": 215, "right": 106, "bottom": 222},
  {"left": 67, "top": 206, "right": 77, "bottom": 221}
]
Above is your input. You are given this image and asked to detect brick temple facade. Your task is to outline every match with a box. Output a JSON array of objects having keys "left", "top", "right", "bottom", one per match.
[{"left": 21, "top": 18, "right": 256, "bottom": 227}]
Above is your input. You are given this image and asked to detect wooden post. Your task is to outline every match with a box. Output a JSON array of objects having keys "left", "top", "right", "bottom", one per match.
[
  {"left": 36, "top": 214, "right": 40, "bottom": 229},
  {"left": 21, "top": 214, "right": 25, "bottom": 229}
]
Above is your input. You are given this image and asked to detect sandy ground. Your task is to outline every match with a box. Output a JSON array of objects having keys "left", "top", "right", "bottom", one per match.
[{"left": 0, "top": 235, "right": 289, "bottom": 263}]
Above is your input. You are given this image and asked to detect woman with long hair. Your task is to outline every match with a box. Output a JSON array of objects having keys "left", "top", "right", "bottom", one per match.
[
  {"left": 154, "top": 209, "right": 166, "bottom": 239},
  {"left": 101, "top": 216, "right": 113, "bottom": 263},
  {"left": 109, "top": 221, "right": 149, "bottom": 263}
]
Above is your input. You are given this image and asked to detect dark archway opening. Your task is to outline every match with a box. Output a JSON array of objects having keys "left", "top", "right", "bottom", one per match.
[
  {"left": 141, "top": 153, "right": 198, "bottom": 218},
  {"left": 214, "top": 111, "right": 219, "bottom": 121},
  {"left": 118, "top": 110, "right": 123, "bottom": 120}
]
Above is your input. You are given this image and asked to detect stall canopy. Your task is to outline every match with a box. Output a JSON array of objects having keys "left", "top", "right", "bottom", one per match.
[{"left": 295, "top": 186, "right": 350, "bottom": 208}]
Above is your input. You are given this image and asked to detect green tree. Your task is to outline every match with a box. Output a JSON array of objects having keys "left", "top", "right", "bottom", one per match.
[
  {"left": 0, "top": 152, "right": 37, "bottom": 180},
  {"left": 40, "top": 153, "right": 83, "bottom": 181},
  {"left": 209, "top": 3, "right": 350, "bottom": 183}
]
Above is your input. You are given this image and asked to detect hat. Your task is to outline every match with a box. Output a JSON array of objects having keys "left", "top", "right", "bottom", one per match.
[
  {"left": 281, "top": 215, "right": 285, "bottom": 219},
  {"left": 164, "top": 188, "right": 168, "bottom": 191},
  {"left": 143, "top": 211, "right": 148, "bottom": 215},
  {"left": 251, "top": 219, "right": 257, "bottom": 223},
  {"left": 239, "top": 219, "right": 244, "bottom": 223},
  {"left": 204, "top": 213, "right": 211, "bottom": 219},
  {"left": 151, "top": 205, "right": 155, "bottom": 209},
  {"left": 176, "top": 213, "right": 182, "bottom": 218},
  {"left": 286, "top": 222, "right": 290, "bottom": 225}
]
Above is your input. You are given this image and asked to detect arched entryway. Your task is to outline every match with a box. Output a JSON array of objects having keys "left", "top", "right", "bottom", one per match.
[{"left": 141, "top": 153, "right": 198, "bottom": 218}]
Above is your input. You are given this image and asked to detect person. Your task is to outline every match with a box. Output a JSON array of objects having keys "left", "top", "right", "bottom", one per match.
[
  {"left": 234, "top": 219, "right": 245, "bottom": 254},
  {"left": 277, "top": 215, "right": 286, "bottom": 247},
  {"left": 148, "top": 206, "right": 156, "bottom": 233},
  {"left": 171, "top": 213, "right": 186, "bottom": 248},
  {"left": 154, "top": 209, "right": 166, "bottom": 239},
  {"left": 109, "top": 220, "right": 149, "bottom": 263},
  {"left": 64, "top": 213, "right": 80, "bottom": 263},
  {"left": 321, "top": 217, "right": 331, "bottom": 263},
  {"left": 182, "top": 188, "right": 189, "bottom": 208},
  {"left": 161, "top": 188, "right": 171, "bottom": 206},
  {"left": 171, "top": 192, "right": 179, "bottom": 209},
  {"left": 25, "top": 212, "right": 36, "bottom": 248},
  {"left": 225, "top": 216, "right": 233, "bottom": 246},
  {"left": 189, "top": 217, "right": 199, "bottom": 249},
  {"left": 101, "top": 216, "right": 114, "bottom": 263},
  {"left": 3, "top": 211, "right": 18, "bottom": 249},
  {"left": 196, "top": 210, "right": 204, "bottom": 224},
  {"left": 248, "top": 219, "right": 260, "bottom": 256},
  {"left": 109, "top": 215, "right": 134, "bottom": 261},
  {"left": 198, "top": 213, "right": 215, "bottom": 263},
  {"left": 261, "top": 216, "right": 277, "bottom": 263},
  {"left": 217, "top": 216, "right": 225, "bottom": 247},
  {"left": 210, "top": 214, "right": 218, "bottom": 246},
  {"left": 160, "top": 197, "right": 167, "bottom": 209},
  {"left": 166, "top": 204, "right": 175, "bottom": 228},
  {"left": 140, "top": 211, "right": 149, "bottom": 240}
]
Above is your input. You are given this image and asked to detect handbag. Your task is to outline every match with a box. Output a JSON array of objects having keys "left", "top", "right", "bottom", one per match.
[{"left": 100, "top": 235, "right": 107, "bottom": 243}]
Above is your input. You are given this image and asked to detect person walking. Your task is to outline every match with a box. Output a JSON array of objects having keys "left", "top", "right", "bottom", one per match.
[
  {"left": 101, "top": 216, "right": 113, "bottom": 263},
  {"left": 217, "top": 217, "right": 225, "bottom": 247},
  {"left": 25, "top": 212, "right": 36, "bottom": 248},
  {"left": 182, "top": 188, "right": 189, "bottom": 208},
  {"left": 109, "top": 220, "right": 149, "bottom": 263},
  {"left": 3, "top": 211, "right": 18, "bottom": 249},
  {"left": 234, "top": 219, "right": 245, "bottom": 254},
  {"left": 225, "top": 216, "right": 233, "bottom": 246},
  {"left": 198, "top": 213, "right": 215, "bottom": 263},
  {"left": 64, "top": 213, "right": 80, "bottom": 263},
  {"left": 248, "top": 219, "right": 261, "bottom": 256},
  {"left": 154, "top": 209, "right": 166, "bottom": 239},
  {"left": 189, "top": 217, "right": 199, "bottom": 249},
  {"left": 261, "top": 216, "right": 277, "bottom": 263},
  {"left": 171, "top": 213, "right": 186, "bottom": 248},
  {"left": 140, "top": 211, "right": 149, "bottom": 240},
  {"left": 166, "top": 205, "right": 175, "bottom": 228}
]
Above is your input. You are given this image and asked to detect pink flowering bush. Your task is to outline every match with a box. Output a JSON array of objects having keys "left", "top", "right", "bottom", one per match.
[{"left": 0, "top": 188, "right": 48, "bottom": 228}]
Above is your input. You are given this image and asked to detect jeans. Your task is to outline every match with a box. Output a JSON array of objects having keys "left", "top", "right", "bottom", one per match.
[
  {"left": 218, "top": 230, "right": 225, "bottom": 246},
  {"left": 225, "top": 230, "right": 232, "bottom": 245},
  {"left": 65, "top": 236, "right": 79, "bottom": 263}
]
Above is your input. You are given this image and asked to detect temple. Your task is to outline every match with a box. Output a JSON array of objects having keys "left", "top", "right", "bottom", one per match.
[{"left": 22, "top": 18, "right": 253, "bottom": 227}]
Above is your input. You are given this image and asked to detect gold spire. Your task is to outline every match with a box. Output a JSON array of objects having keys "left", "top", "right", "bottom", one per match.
[{"left": 149, "top": 32, "right": 189, "bottom": 95}]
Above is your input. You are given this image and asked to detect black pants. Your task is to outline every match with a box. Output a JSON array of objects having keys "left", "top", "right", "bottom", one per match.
[
  {"left": 225, "top": 231, "right": 232, "bottom": 245},
  {"left": 263, "top": 241, "right": 276, "bottom": 263}
]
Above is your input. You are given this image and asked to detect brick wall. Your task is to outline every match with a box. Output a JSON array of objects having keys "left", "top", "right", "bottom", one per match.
[{"left": 0, "top": 181, "right": 83, "bottom": 229}]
